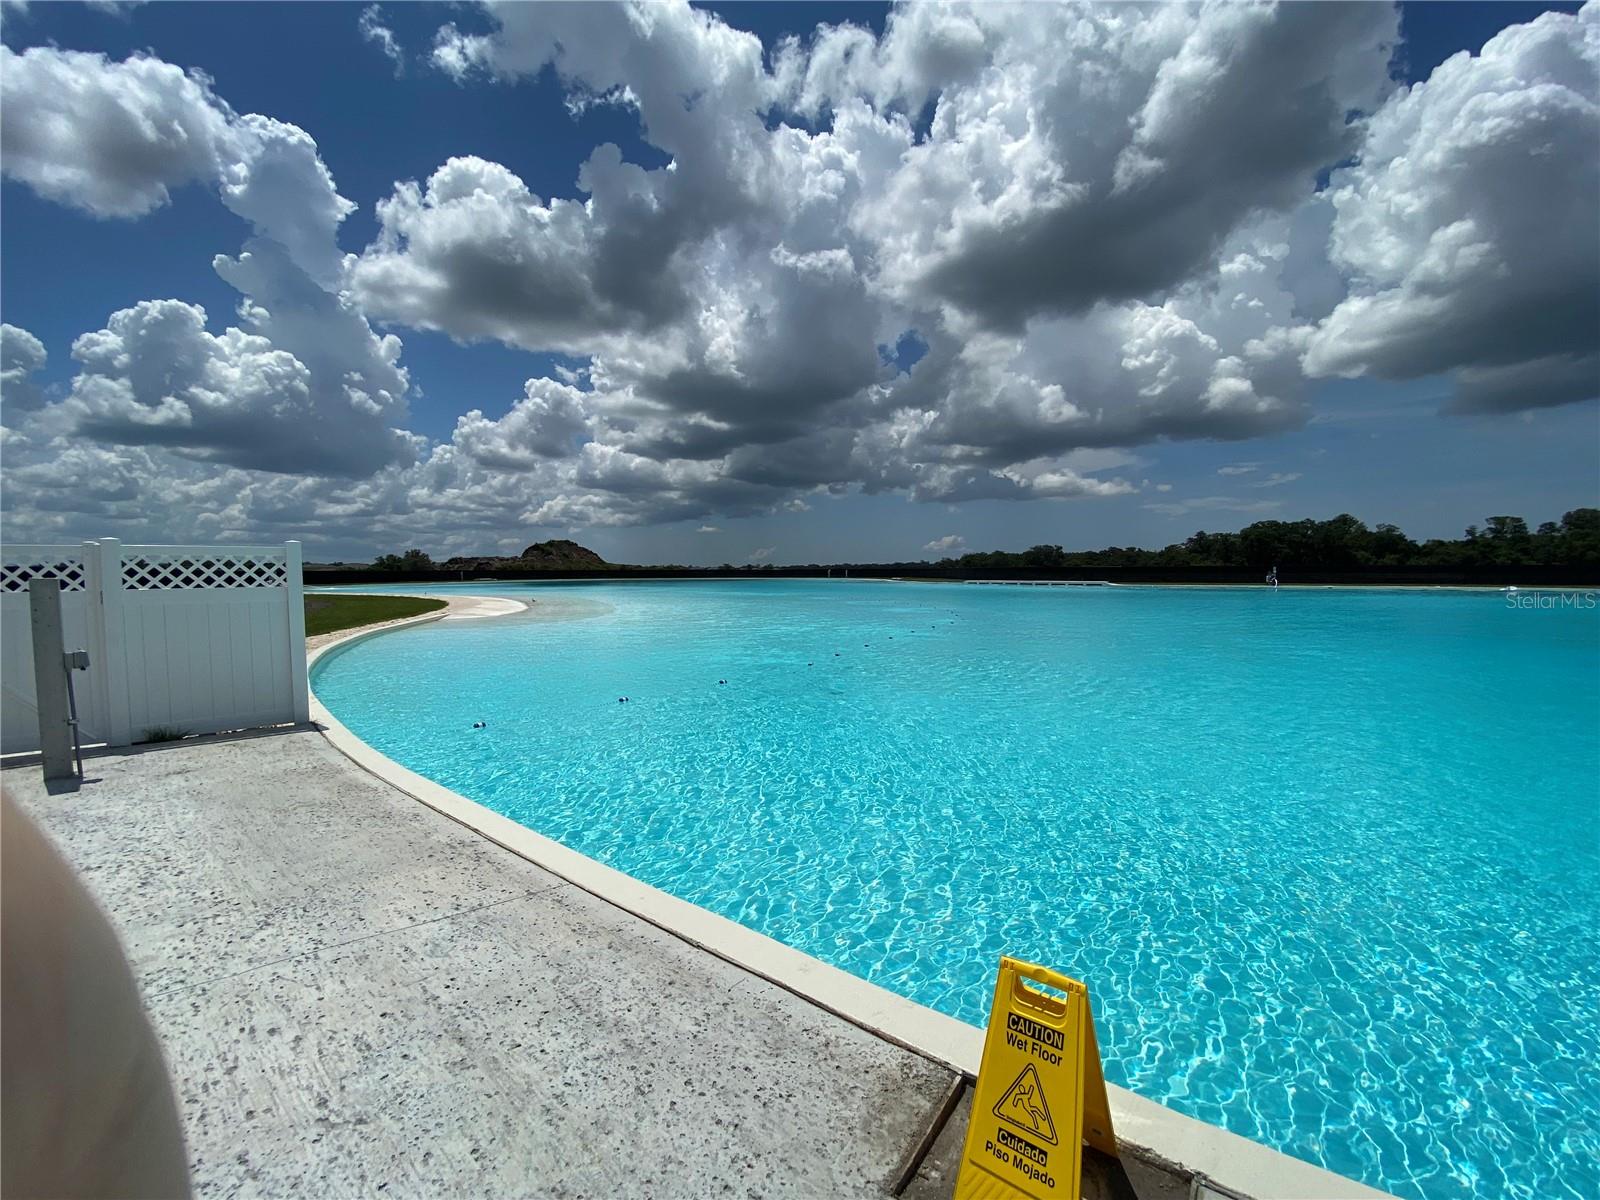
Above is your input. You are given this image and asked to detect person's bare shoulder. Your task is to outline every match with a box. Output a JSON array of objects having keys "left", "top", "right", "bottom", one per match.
[{"left": 2, "top": 792, "right": 191, "bottom": 1200}]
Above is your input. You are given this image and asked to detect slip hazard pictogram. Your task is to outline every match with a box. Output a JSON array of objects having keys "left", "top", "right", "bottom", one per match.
[{"left": 993, "top": 1062, "right": 1058, "bottom": 1145}]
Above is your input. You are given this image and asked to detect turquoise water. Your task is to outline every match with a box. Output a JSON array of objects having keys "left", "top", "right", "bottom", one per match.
[{"left": 312, "top": 580, "right": 1600, "bottom": 1200}]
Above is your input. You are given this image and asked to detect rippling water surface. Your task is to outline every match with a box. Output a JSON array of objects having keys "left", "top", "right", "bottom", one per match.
[{"left": 313, "top": 580, "right": 1600, "bottom": 1200}]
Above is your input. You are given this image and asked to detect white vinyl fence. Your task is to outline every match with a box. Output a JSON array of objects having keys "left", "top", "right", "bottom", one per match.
[{"left": 1, "top": 539, "right": 308, "bottom": 754}]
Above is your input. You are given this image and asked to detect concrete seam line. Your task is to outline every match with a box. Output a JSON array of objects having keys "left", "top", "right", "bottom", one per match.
[
  {"left": 142, "top": 887, "right": 553, "bottom": 1002},
  {"left": 889, "top": 1072, "right": 965, "bottom": 1196}
]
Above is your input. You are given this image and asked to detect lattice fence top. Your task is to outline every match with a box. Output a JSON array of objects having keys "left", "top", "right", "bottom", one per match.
[
  {"left": 121, "top": 552, "right": 287, "bottom": 591},
  {"left": 0, "top": 553, "right": 88, "bottom": 593}
]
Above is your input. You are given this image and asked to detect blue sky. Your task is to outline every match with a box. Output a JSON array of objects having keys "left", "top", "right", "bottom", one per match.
[{"left": 1, "top": 1, "right": 1595, "bottom": 564}]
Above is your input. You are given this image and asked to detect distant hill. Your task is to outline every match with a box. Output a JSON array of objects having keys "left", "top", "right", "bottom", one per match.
[
  {"left": 440, "top": 539, "right": 613, "bottom": 573},
  {"left": 517, "top": 539, "right": 608, "bottom": 568}
]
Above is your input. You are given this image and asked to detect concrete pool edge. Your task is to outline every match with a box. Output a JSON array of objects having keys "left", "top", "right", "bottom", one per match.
[{"left": 307, "top": 608, "right": 1395, "bottom": 1200}]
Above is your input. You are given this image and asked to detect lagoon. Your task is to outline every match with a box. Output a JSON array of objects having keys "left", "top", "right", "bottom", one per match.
[{"left": 312, "top": 580, "right": 1600, "bottom": 1200}]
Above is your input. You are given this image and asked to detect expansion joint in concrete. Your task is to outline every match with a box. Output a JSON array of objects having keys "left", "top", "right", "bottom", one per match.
[{"left": 145, "top": 883, "right": 566, "bottom": 1002}]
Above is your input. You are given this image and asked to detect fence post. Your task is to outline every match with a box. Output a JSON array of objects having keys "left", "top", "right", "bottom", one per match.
[
  {"left": 97, "top": 538, "right": 133, "bottom": 746},
  {"left": 28, "top": 579, "right": 74, "bottom": 779},
  {"left": 285, "top": 541, "right": 310, "bottom": 723}
]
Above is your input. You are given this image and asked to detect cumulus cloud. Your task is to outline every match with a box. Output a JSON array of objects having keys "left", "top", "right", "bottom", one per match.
[
  {"left": 0, "top": 46, "right": 235, "bottom": 217},
  {"left": 349, "top": 154, "right": 690, "bottom": 349},
  {"left": 924, "top": 534, "right": 966, "bottom": 554},
  {"left": 354, "top": 3, "right": 898, "bottom": 509},
  {"left": 366, "top": 1, "right": 780, "bottom": 350},
  {"left": 747, "top": 546, "right": 775, "bottom": 562},
  {"left": 0, "top": 45, "right": 355, "bottom": 286},
  {"left": 1, "top": 47, "right": 416, "bottom": 482},
  {"left": 451, "top": 378, "right": 591, "bottom": 469},
  {"left": 1305, "top": 4, "right": 1599, "bottom": 413},
  {"left": 218, "top": 117, "right": 356, "bottom": 288},
  {"left": 825, "top": 2, "right": 1397, "bottom": 328},
  {"left": 2, "top": 1, "right": 1594, "bottom": 554},
  {"left": 875, "top": 242, "right": 1314, "bottom": 472},
  {"left": 696, "top": 525, "right": 721, "bottom": 534},
  {"left": 341, "top": 0, "right": 1364, "bottom": 533},
  {"left": 773, "top": 2, "right": 992, "bottom": 120},
  {"left": 59, "top": 265, "right": 412, "bottom": 476},
  {"left": 1, "top": 324, "right": 48, "bottom": 414}
]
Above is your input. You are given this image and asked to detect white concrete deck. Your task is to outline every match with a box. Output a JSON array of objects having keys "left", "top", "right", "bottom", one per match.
[{"left": 8, "top": 731, "right": 958, "bottom": 1197}]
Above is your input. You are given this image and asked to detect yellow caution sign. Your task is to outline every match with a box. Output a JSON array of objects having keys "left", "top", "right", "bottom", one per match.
[{"left": 954, "top": 957, "right": 1117, "bottom": 1200}]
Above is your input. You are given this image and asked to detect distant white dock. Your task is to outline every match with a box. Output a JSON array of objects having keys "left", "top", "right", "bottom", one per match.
[{"left": 962, "top": 579, "right": 1114, "bottom": 586}]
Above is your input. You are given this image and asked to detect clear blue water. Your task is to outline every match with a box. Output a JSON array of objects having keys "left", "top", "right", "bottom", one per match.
[{"left": 312, "top": 580, "right": 1600, "bottom": 1200}]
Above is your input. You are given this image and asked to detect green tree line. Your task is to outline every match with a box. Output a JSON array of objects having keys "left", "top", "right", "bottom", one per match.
[
  {"left": 939, "top": 509, "right": 1600, "bottom": 570},
  {"left": 371, "top": 548, "right": 436, "bottom": 572}
]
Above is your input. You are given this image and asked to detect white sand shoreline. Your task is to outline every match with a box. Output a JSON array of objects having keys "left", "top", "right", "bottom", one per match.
[{"left": 303, "top": 592, "right": 519, "bottom": 653}]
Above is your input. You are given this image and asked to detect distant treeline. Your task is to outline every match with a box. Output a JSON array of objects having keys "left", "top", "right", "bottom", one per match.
[
  {"left": 938, "top": 510, "right": 1600, "bottom": 571},
  {"left": 334, "top": 509, "right": 1599, "bottom": 580}
]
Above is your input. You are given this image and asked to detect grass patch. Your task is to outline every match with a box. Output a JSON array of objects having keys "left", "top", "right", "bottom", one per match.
[
  {"left": 305, "top": 593, "right": 447, "bottom": 637},
  {"left": 138, "top": 725, "right": 187, "bottom": 744}
]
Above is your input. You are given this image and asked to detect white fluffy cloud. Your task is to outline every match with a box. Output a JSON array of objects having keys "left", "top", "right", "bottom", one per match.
[
  {"left": 339, "top": 0, "right": 1391, "bottom": 534},
  {"left": 1, "top": 323, "right": 48, "bottom": 413},
  {"left": 1, "top": 45, "right": 417, "bottom": 482},
  {"left": 823, "top": 2, "right": 1397, "bottom": 328},
  {"left": 1, "top": 1, "right": 1595, "bottom": 553},
  {"left": 58, "top": 250, "right": 413, "bottom": 477},
  {"left": 370, "top": 0, "right": 780, "bottom": 351},
  {"left": 1305, "top": 4, "right": 1599, "bottom": 412},
  {"left": 451, "top": 378, "right": 592, "bottom": 469},
  {"left": 19, "top": 227, "right": 417, "bottom": 476},
  {"left": 349, "top": 154, "right": 685, "bottom": 349},
  {"left": 218, "top": 116, "right": 356, "bottom": 289},
  {"left": 0, "top": 46, "right": 234, "bottom": 217},
  {"left": 0, "top": 45, "right": 358, "bottom": 286}
]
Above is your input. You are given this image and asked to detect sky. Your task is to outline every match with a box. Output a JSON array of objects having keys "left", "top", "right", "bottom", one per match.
[{"left": 0, "top": 1, "right": 1595, "bottom": 566}]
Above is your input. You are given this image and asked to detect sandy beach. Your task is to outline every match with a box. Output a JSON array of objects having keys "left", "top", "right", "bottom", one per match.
[{"left": 305, "top": 590, "right": 611, "bottom": 653}]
